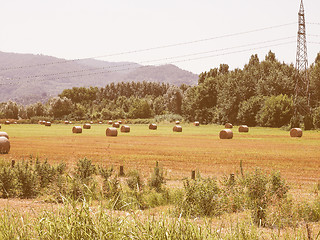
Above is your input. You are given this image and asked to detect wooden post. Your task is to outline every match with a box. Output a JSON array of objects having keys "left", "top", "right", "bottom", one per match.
[
  {"left": 229, "top": 173, "right": 235, "bottom": 184},
  {"left": 119, "top": 165, "right": 124, "bottom": 176},
  {"left": 191, "top": 170, "right": 196, "bottom": 180}
]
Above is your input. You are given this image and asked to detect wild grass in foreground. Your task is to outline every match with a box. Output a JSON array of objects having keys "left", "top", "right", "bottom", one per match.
[
  {"left": 0, "top": 198, "right": 317, "bottom": 240},
  {"left": 2, "top": 157, "right": 320, "bottom": 238}
]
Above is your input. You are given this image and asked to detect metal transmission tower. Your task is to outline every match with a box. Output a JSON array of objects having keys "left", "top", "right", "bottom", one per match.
[{"left": 294, "top": 0, "right": 310, "bottom": 115}]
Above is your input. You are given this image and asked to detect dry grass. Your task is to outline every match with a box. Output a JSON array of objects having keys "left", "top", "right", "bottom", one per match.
[{"left": 0, "top": 124, "right": 319, "bottom": 188}]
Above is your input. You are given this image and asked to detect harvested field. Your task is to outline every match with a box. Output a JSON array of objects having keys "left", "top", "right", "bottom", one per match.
[{"left": 1, "top": 124, "right": 320, "bottom": 187}]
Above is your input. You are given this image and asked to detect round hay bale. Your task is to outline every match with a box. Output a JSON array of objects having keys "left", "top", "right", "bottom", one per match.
[
  {"left": 14, "top": 122, "right": 17, "bottom": 124},
  {"left": 219, "top": 129, "right": 233, "bottom": 139},
  {"left": 45, "top": 122, "right": 51, "bottom": 126},
  {"left": 238, "top": 125, "right": 249, "bottom": 133},
  {"left": 64, "top": 120, "right": 69, "bottom": 124},
  {"left": 99, "top": 121, "right": 103, "bottom": 124},
  {"left": 0, "top": 132, "right": 9, "bottom": 139},
  {"left": 149, "top": 123, "right": 157, "bottom": 130},
  {"left": 108, "top": 120, "right": 113, "bottom": 125},
  {"left": 173, "top": 125, "right": 182, "bottom": 132},
  {"left": 225, "top": 123, "right": 233, "bottom": 128},
  {"left": 0, "top": 137, "right": 10, "bottom": 154},
  {"left": 290, "top": 128, "right": 303, "bottom": 137},
  {"left": 175, "top": 120, "right": 180, "bottom": 124},
  {"left": 5, "top": 121, "right": 10, "bottom": 125},
  {"left": 90, "top": 121, "right": 93, "bottom": 124},
  {"left": 113, "top": 122, "right": 120, "bottom": 128},
  {"left": 118, "top": 120, "right": 122, "bottom": 124},
  {"left": 106, "top": 127, "right": 118, "bottom": 137},
  {"left": 69, "top": 121, "right": 73, "bottom": 124},
  {"left": 194, "top": 121, "right": 200, "bottom": 126},
  {"left": 72, "top": 126, "right": 82, "bottom": 133},
  {"left": 120, "top": 125, "right": 130, "bottom": 133},
  {"left": 83, "top": 123, "right": 91, "bottom": 129}
]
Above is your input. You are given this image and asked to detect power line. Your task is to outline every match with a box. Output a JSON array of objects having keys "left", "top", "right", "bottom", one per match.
[
  {"left": 0, "top": 22, "right": 297, "bottom": 72},
  {"left": 0, "top": 41, "right": 295, "bottom": 86},
  {"left": 1, "top": 36, "right": 296, "bottom": 82}
]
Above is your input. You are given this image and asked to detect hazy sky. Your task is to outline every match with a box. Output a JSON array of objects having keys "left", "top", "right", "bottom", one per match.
[{"left": 0, "top": 0, "right": 319, "bottom": 74}]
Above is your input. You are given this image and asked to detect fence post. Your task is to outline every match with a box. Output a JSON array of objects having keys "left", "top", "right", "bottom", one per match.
[
  {"left": 191, "top": 170, "right": 196, "bottom": 180},
  {"left": 119, "top": 165, "right": 124, "bottom": 176}
]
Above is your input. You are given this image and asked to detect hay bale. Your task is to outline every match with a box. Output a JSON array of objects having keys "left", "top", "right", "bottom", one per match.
[
  {"left": 45, "top": 122, "right": 51, "bottom": 126},
  {"left": 99, "top": 121, "right": 103, "bottom": 124},
  {"left": 64, "top": 120, "right": 69, "bottom": 124},
  {"left": 290, "top": 128, "right": 303, "bottom": 137},
  {"left": 219, "top": 129, "right": 233, "bottom": 139},
  {"left": 72, "top": 126, "right": 82, "bottom": 133},
  {"left": 90, "top": 121, "right": 93, "bottom": 124},
  {"left": 149, "top": 123, "right": 157, "bottom": 130},
  {"left": 118, "top": 120, "right": 122, "bottom": 124},
  {"left": 113, "top": 122, "right": 120, "bottom": 128},
  {"left": 173, "top": 125, "right": 182, "bottom": 132},
  {"left": 175, "top": 120, "right": 180, "bottom": 124},
  {"left": 238, "top": 125, "right": 249, "bottom": 133},
  {"left": 108, "top": 120, "right": 113, "bottom": 125},
  {"left": 0, "top": 132, "right": 9, "bottom": 139},
  {"left": 225, "top": 123, "right": 233, "bottom": 128},
  {"left": 83, "top": 123, "right": 91, "bottom": 129},
  {"left": 120, "top": 125, "right": 130, "bottom": 133},
  {"left": 194, "top": 121, "right": 200, "bottom": 126},
  {"left": 0, "top": 137, "right": 10, "bottom": 154},
  {"left": 106, "top": 127, "right": 118, "bottom": 137},
  {"left": 5, "top": 121, "right": 10, "bottom": 125}
]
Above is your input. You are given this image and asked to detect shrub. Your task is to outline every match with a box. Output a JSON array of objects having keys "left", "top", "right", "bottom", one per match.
[
  {"left": 178, "top": 177, "right": 221, "bottom": 217},
  {"left": 75, "top": 158, "right": 96, "bottom": 184},
  {"left": 35, "top": 159, "right": 56, "bottom": 188},
  {"left": 126, "top": 170, "right": 144, "bottom": 191},
  {"left": 244, "top": 168, "right": 268, "bottom": 226},
  {"left": 148, "top": 161, "right": 165, "bottom": 192},
  {"left": 0, "top": 163, "right": 16, "bottom": 198},
  {"left": 15, "top": 161, "right": 39, "bottom": 198}
]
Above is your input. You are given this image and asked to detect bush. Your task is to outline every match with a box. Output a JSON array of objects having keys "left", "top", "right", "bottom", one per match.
[
  {"left": 15, "top": 161, "right": 39, "bottom": 198},
  {"left": 148, "top": 161, "right": 165, "bottom": 192},
  {"left": 35, "top": 159, "right": 56, "bottom": 188},
  {"left": 126, "top": 170, "right": 143, "bottom": 191},
  {"left": 178, "top": 177, "right": 221, "bottom": 217},
  {"left": 0, "top": 163, "right": 16, "bottom": 198},
  {"left": 75, "top": 158, "right": 96, "bottom": 184}
]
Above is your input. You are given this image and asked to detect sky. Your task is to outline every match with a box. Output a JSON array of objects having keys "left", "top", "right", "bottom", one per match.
[{"left": 0, "top": 0, "right": 319, "bottom": 74}]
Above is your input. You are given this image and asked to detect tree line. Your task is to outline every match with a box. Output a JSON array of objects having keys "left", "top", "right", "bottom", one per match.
[{"left": 1, "top": 51, "right": 320, "bottom": 128}]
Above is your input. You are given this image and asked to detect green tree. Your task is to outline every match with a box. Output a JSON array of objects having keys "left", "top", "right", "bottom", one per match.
[{"left": 256, "top": 94, "right": 294, "bottom": 127}]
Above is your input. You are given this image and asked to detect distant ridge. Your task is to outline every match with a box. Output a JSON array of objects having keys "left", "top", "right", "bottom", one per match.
[{"left": 0, "top": 51, "right": 198, "bottom": 104}]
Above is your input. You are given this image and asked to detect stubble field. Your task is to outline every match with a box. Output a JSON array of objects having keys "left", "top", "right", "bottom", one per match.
[{"left": 1, "top": 123, "right": 320, "bottom": 189}]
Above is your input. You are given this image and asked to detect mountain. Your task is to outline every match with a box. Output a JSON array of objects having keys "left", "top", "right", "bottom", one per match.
[{"left": 0, "top": 51, "right": 198, "bottom": 104}]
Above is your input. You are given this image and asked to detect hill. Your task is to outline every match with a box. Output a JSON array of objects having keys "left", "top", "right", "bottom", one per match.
[{"left": 0, "top": 51, "right": 198, "bottom": 104}]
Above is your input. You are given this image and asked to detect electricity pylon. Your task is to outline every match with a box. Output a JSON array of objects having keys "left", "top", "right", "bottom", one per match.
[{"left": 294, "top": 0, "right": 310, "bottom": 116}]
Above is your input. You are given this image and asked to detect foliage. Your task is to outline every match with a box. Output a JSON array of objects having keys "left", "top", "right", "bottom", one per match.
[
  {"left": 256, "top": 94, "right": 294, "bottom": 127},
  {"left": 148, "top": 161, "right": 165, "bottom": 192},
  {"left": 178, "top": 177, "right": 221, "bottom": 217}
]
